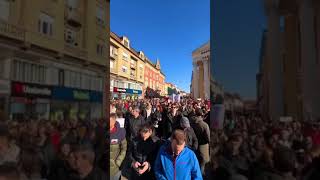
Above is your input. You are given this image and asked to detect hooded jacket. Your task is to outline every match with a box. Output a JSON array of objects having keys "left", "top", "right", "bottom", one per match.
[
  {"left": 192, "top": 116, "right": 210, "bottom": 145},
  {"left": 154, "top": 141, "right": 203, "bottom": 180},
  {"left": 181, "top": 117, "right": 198, "bottom": 151}
]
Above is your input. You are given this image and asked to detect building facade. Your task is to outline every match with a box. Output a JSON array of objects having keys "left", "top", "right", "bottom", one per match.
[
  {"left": 110, "top": 32, "right": 144, "bottom": 100},
  {"left": 191, "top": 41, "right": 210, "bottom": 100},
  {"left": 260, "top": 0, "right": 320, "bottom": 121},
  {"left": 144, "top": 58, "right": 165, "bottom": 96},
  {"left": 0, "top": 0, "right": 108, "bottom": 121}
]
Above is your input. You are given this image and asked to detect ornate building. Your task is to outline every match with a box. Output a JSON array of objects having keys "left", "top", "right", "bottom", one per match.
[{"left": 191, "top": 41, "right": 210, "bottom": 99}]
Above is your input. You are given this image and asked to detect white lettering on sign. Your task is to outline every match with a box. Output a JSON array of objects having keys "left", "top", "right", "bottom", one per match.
[
  {"left": 117, "top": 88, "right": 126, "bottom": 93},
  {"left": 24, "top": 86, "right": 51, "bottom": 96}
]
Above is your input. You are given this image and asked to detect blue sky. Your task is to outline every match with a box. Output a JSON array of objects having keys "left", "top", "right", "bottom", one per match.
[
  {"left": 111, "top": 0, "right": 210, "bottom": 93},
  {"left": 212, "top": 0, "right": 266, "bottom": 99}
]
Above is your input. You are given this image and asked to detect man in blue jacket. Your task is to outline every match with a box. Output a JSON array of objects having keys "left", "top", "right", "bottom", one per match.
[{"left": 154, "top": 129, "right": 203, "bottom": 180}]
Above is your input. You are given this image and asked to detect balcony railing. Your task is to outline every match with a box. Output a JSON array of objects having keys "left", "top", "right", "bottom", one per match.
[
  {"left": 64, "top": 43, "right": 88, "bottom": 59},
  {"left": 65, "top": 6, "right": 82, "bottom": 28},
  {"left": 130, "top": 63, "right": 136, "bottom": 69},
  {"left": 130, "top": 74, "right": 136, "bottom": 79},
  {"left": 110, "top": 53, "right": 118, "bottom": 59},
  {"left": 0, "top": 19, "right": 25, "bottom": 41}
]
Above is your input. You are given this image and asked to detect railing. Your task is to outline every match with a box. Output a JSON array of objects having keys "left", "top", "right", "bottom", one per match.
[
  {"left": 110, "top": 53, "right": 118, "bottom": 59},
  {"left": 64, "top": 43, "right": 88, "bottom": 59},
  {"left": 0, "top": 19, "right": 25, "bottom": 41}
]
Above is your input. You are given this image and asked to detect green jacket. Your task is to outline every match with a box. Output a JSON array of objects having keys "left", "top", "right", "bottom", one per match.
[{"left": 110, "top": 122, "right": 127, "bottom": 177}]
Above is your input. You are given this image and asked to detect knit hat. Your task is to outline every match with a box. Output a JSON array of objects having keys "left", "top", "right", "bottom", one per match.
[{"left": 180, "top": 117, "right": 190, "bottom": 128}]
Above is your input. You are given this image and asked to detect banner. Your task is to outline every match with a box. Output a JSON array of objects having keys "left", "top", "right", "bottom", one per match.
[{"left": 211, "top": 104, "right": 225, "bottom": 129}]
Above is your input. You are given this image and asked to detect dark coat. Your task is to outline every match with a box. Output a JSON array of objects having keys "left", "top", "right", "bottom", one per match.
[
  {"left": 164, "top": 112, "right": 182, "bottom": 139},
  {"left": 184, "top": 127, "right": 199, "bottom": 151},
  {"left": 48, "top": 158, "right": 78, "bottom": 180},
  {"left": 130, "top": 135, "right": 161, "bottom": 180},
  {"left": 125, "top": 115, "right": 148, "bottom": 141},
  {"left": 192, "top": 116, "right": 210, "bottom": 145}
]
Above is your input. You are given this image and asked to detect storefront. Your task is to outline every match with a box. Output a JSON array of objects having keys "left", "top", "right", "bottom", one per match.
[
  {"left": 51, "top": 87, "right": 103, "bottom": 121},
  {"left": 10, "top": 81, "right": 52, "bottom": 120},
  {"left": 112, "top": 87, "right": 142, "bottom": 100},
  {"left": 0, "top": 79, "right": 10, "bottom": 119}
]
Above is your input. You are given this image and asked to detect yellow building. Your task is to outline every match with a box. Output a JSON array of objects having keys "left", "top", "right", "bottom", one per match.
[
  {"left": 110, "top": 32, "right": 144, "bottom": 100},
  {"left": 0, "top": 0, "right": 109, "bottom": 120}
]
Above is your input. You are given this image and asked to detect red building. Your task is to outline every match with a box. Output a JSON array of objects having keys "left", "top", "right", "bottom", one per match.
[{"left": 144, "top": 59, "right": 166, "bottom": 96}]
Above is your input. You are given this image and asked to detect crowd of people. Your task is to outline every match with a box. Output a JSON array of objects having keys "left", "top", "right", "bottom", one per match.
[
  {"left": 208, "top": 114, "right": 320, "bottom": 180},
  {"left": 110, "top": 97, "right": 210, "bottom": 180},
  {"left": 110, "top": 97, "right": 320, "bottom": 180},
  {"left": 1, "top": 95, "right": 320, "bottom": 180},
  {"left": 0, "top": 111, "right": 108, "bottom": 180}
]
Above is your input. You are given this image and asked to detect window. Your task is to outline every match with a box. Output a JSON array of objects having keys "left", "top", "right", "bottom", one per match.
[
  {"left": 96, "top": 6, "right": 105, "bottom": 26},
  {"left": 122, "top": 53, "right": 128, "bottom": 61},
  {"left": 96, "top": 44, "right": 104, "bottom": 56},
  {"left": 124, "top": 40, "right": 129, "bottom": 48},
  {"left": 65, "top": 29, "right": 77, "bottom": 46},
  {"left": 0, "top": 0, "right": 9, "bottom": 20},
  {"left": 122, "top": 66, "right": 127, "bottom": 73},
  {"left": 38, "top": 13, "right": 54, "bottom": 36},
  {"left": 59, "top": 69, "right": 64, "bottom": 86},
  {"left": 12, "top": 60, "right": 47, "bottom": 84},
  {"left": 110, "top": 60, "right": 114, "bottom": 69},
  {"left": 110, "top": 46, "right": 118, "bottom": 56}
]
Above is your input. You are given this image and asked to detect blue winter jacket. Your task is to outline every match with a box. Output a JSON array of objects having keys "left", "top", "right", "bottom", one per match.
[{"left": 154, "top": 141, "right": 203, "bottom": 180}]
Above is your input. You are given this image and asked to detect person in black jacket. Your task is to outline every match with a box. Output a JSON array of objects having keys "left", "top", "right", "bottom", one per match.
[
  {"left": 130, "top": 123, "right": 161, "bottom": 180},
  {"left": 164, "top": 104, "right": 182, "bottom": 139},
  {"left": 180, "top": 116, "right": 198, "bottom": 152},
  {"left": 192, "top": 108, "right": 210, "bottom": 176},
  {"left": 125, "top": 107, "right": 148, "bottom": 142}
]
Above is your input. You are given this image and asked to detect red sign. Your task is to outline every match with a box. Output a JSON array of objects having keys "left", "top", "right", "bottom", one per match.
[{"left": 113, "top": 87, "right": 126, "bottom": 93}]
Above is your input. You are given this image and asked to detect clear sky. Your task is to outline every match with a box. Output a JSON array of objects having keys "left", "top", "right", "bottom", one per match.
[
  {"left": 212, "top": 0, "right": 266, "bottom": 99},
  {"left": 110, "top": 0, "right": 210, "bottom": 93}
]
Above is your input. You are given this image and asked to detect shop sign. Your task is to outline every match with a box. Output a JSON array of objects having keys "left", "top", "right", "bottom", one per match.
[
  {"left": 73, "top": 90, "right": 90, "bottom": 100},
  {"left": 52, "top": 87, "right": 102, "bottom": 102},
  {"left": 0, "top": 79, "right": 10, "bottom": 94},
  {"left": 113, "top": 87, "right": 126, "bottom": 93},
  {"left": 12, "top": 82, "right": 52, "bottom": 97},
  {"left": 126, "top": 89, "right": 142, "bottom": 94}
]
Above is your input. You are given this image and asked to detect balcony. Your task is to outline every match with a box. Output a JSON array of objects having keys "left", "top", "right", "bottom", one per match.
[
  {"left": 0, "top": 19, "right": 25, "bottom": 41},
  {"left": 65, "top": 7, "right": 82, "bottom": 28},
  {"left": 64, "top": 43, "right": 88, "bottom": 59},
  {"left": 110, "top": 67, "right": 117, "bottom": 74},
  {"left": 130, "top": 63, "right": 136, "bottom": 69},
  {"left": 130, "top": 74, "right": 136, "bottom": 80},
  {"left": 110, "top": 53, "right": 118, "bottom": 59}
]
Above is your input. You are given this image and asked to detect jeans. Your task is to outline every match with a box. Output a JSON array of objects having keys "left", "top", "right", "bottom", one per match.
[{"left": 110, "top": 171, "right": 121, "bottom": 180}]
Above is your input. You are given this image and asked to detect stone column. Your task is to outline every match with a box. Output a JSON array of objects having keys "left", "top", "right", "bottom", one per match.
[
  {"left": 203, "top": 59, "right": 209, "bottom": 100},
  {"left": 298, "top": 0, "right": 320, "bottom": 120},
  {"left": 192, "top": 62, "right": 199, "bottom": 98},
  {"left": 265, "top": 0, "right": 283, "bottom": 121}
]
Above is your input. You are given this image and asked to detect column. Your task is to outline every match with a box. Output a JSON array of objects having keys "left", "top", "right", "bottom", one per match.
[
  {"left": 203, "top": 59, "right": 209, "bottom": 100},
  {"left": 192, "top": 62, "right": 199, "bottom": 98},
  {"left": 298, "top": 0, "right": 320, "bottom": 120},
  {"left": 265, "top": 0, "right": 283, "bottom": 121}
]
